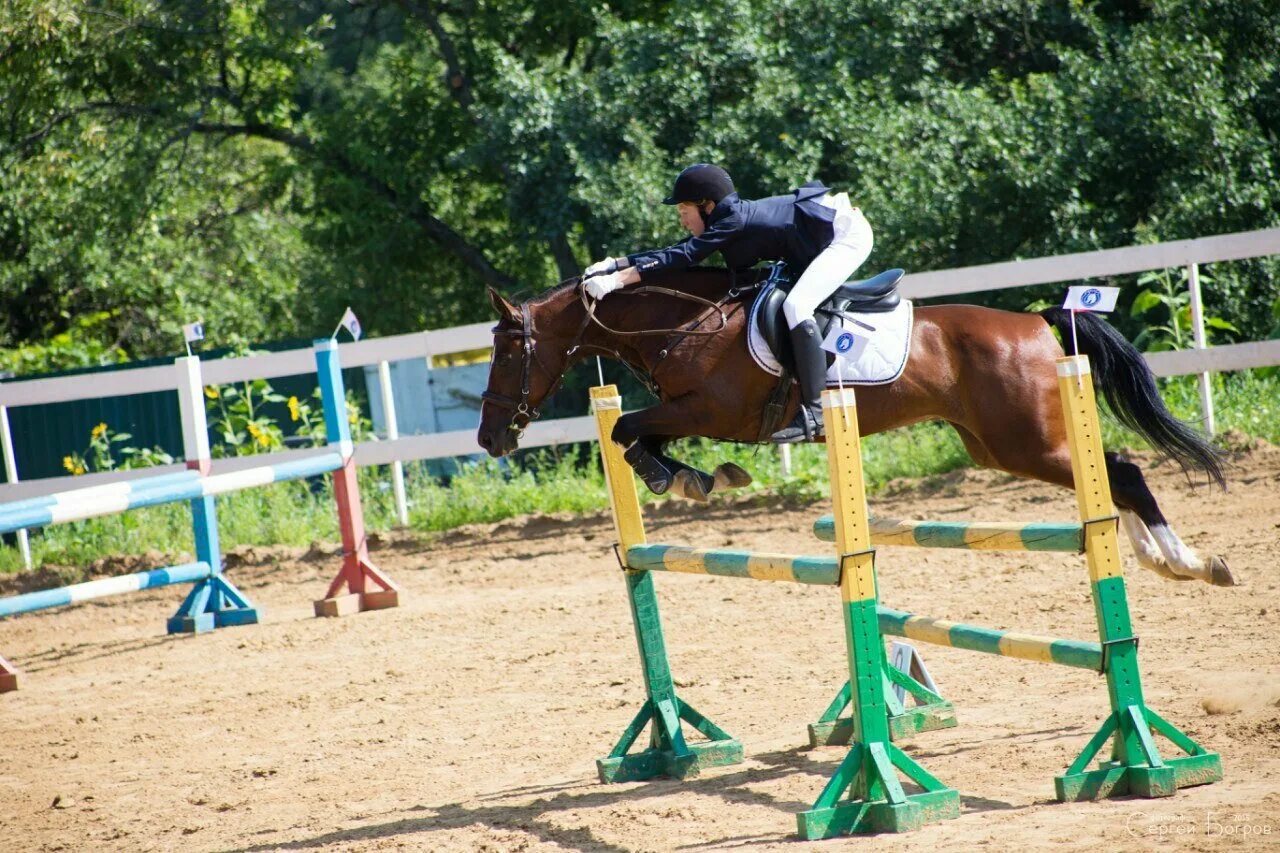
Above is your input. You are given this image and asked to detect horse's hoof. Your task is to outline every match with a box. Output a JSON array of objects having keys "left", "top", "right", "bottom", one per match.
[
  {"left": 712, "top": 462, "right": 753, "bottom": 491},
  {"left": 671, "top": 469, "right": 710, "bottom": 503},
  {"left": 1207, "top": 555, "right": 1236, "bottom": 587}
]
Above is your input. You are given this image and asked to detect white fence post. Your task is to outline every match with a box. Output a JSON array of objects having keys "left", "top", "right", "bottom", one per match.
[
  {"left": 1186, "top": 263, "right": 1216, "bottom": 436},
  {"left": 0, "top": 405, "right": 32, "bottom": 569},
  {"left": 378, "top": 361, "right": 409, "bottom": 525},
  {"left": 779, "top": 443, "right": 792, "bottom": 477}
]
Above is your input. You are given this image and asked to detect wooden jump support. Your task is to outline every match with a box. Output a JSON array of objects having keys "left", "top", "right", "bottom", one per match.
[{"left": 590, "top": 353, "right": 1222, "bottom": 840}]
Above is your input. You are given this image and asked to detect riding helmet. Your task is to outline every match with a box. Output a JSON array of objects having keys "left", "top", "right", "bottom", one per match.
[{"left": 663, "top": 164, "right": 736, "bottom": 205}]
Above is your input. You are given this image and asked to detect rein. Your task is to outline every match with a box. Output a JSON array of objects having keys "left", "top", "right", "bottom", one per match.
[{"left": 577, "top": 283, "right": 730, "bottom": 338}]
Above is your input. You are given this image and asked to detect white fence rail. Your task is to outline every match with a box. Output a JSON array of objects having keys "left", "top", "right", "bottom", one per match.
[
  {"left": 899, "top": 227, "right": 1280, "bottom": 298},
  {"left": 2, "top": 226, "right": 1278, "bottom": 520},
  {"left": 0, "top": 325, "right": 491, "bottom": 408}
]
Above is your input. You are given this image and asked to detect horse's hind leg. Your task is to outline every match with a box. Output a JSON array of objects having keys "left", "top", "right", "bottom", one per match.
[
  {"left": 1106, "top": 453, "right": 1236, "bottom": 586},
  {"left": 951, "top": 417, "right": 1234, "bottom": 586}
]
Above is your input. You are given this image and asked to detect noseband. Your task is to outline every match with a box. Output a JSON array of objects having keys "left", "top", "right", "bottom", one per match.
[{"left": 480, "top": 303, "right": 548, "bottom": 439}]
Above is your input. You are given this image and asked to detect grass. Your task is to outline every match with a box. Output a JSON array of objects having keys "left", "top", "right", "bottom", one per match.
[{"left": 1, "top": 370, "right": 1276, "bottom": 578}]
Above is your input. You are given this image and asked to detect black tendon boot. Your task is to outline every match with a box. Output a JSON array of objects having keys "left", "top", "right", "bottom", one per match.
[{"left": 771, "top": 320, "right": 827, "bottom": 443}]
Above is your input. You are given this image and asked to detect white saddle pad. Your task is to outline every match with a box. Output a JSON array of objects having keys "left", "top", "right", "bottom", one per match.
[{"left": 748, "top": 285, "right": 913, "bottom": 385}]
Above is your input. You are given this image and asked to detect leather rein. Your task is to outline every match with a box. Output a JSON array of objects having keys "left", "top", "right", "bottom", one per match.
[{"left": 479, "top": 277, "right": 753, "bottom": 438}]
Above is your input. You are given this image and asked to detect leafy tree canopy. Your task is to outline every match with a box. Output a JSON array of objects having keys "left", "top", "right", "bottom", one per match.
[{"left": 1, "top": 0, "right": 1276, "bottom": 370}]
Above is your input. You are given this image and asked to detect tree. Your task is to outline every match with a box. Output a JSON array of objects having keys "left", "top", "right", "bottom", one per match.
[{"left": 1, "top": 0, "right": 1276, "bottom": 368}]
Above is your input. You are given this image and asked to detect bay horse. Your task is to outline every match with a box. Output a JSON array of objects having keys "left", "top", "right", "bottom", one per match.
[{"left": 476, "top": 268, "right": 1234, "bottom": 587}]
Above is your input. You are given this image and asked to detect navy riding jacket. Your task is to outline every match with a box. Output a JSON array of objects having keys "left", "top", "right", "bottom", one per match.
[{"left": 627, "top": 182, "right": 837, "bottom": 281}]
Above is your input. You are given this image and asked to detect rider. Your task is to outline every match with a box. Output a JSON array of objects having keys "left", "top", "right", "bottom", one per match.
[{"left": 584, "top": 163, "right": 873, "bottom": 442}]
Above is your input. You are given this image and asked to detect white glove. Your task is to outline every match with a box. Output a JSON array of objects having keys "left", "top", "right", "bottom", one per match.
[
  {"left": 586, "top": 272, "right": 624, "bottom": 299},
  {"left": 585, "top": 257, "right": 619, "bottom": 277}
]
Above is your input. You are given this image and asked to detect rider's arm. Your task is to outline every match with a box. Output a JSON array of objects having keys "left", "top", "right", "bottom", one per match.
[{"left": 625, "top": 212, "right": 744, "bottom": 282}]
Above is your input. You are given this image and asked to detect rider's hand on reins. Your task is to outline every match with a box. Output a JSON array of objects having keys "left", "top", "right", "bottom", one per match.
[
  {"left": 585, "top": 257, "right": 619, "bottom": 277},
  {"left": 586, "top": 272, "right": 624, "bottom": 299}
]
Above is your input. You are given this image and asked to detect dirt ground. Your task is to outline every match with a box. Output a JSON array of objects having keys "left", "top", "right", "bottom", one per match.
[{"left": 2, "top": 442, "right": 1278, "bottom": 852}]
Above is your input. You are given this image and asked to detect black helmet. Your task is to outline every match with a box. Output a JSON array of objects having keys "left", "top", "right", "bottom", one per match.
[{"left": 663, "top": 163, "right": 735, "bottom": 205}]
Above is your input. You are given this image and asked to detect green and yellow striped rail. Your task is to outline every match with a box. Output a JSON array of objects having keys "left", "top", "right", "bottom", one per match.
[
  {"left": 876, "top": 606, "right": 1102, "bottom": 670},
  {"left": 813, "top": 515, "right": 1083, "bottom": 553},
  {"left": 624, "top": 544, "right": 1101, "bottom": 670},
  {"left": 625, "top": 544, "right": 838, "bottom": 585}
]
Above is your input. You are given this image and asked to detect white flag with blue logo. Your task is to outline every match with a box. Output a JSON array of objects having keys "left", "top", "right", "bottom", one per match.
[
  {"left": 182, "top": 321, "right": 205, "bottom": 343},
  {"left": 1063, "top": 286, "right": 1120, "bottom": 313},
  {"left": 338, "top": 307, "right": 362, "bottom": 341},
  {"left": 820, "top": 326, "right": 869, "bottom": 362}
]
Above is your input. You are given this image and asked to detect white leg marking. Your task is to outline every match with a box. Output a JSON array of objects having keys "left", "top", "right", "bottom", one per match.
[
  {"left": 1148, "top": 523, "right": 1209, "bottom": 581},
  {"left": 1119, "top": 510, "right": 1184, "bottom": 580}
]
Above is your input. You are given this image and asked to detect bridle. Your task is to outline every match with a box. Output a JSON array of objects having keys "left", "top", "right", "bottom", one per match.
[
  {"left": 480, "top": 276, "right": 754, "bottom": 439},
  {"left": 480, "top": 302, "right": 556, "bottom": 439}
]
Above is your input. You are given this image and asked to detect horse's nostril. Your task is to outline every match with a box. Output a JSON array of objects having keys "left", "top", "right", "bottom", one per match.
[{"left": 478, "top": 433, "right": 492, "bottom": 449}]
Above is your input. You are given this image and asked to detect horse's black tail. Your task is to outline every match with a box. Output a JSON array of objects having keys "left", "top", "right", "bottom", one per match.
[{"left": 1040, "top": 307, "right": 1225, "bottom": 488}]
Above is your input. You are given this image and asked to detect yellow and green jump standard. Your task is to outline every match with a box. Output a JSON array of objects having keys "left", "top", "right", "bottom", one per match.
[
  {"left": 590, "top": 388, "right": 743, "bottom": 783},
  {"left": 591, "top": 385, "right": 960, "bottom": 837},
  {"left": 1050, "top": 355, "right": 1221, "bottom": 800}
]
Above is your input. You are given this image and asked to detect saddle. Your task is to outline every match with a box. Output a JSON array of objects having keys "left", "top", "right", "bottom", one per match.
[
  {"left": 748, "top": 265, "right": 904, "bottom": 441},
  {"left": 756, "top": 266, "right": 904, "bottom": 369}
]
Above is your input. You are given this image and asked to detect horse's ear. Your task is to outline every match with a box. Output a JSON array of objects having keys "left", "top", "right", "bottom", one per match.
[{"left": 487, "top": 286, "right": 518, "bottom": 322}]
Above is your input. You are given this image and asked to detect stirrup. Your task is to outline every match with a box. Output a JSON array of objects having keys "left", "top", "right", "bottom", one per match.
[{"left": 771, "top": 406, "right": 824, "bottom": 444}]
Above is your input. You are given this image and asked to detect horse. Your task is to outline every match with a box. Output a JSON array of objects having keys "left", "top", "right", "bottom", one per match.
[{"left": 476, "top": 268, "right": 1234, "bottom": 587}]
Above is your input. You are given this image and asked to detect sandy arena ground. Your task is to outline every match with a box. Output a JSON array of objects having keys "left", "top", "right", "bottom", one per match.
[{"left": 2, "top": 441, "right": 1278, "bottom": 852}]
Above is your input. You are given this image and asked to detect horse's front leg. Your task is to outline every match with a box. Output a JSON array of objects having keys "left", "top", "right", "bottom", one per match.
[
  {"left": 639, "top": 436, "right": 718, "bottom": 502},
  {"left": 611, "top": 401, "right": 752, "bottom": 502}
]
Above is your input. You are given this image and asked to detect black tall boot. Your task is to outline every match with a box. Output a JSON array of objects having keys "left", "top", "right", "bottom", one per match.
[{"left": 771, "top": 320, "right": 827, "bottom": 443}]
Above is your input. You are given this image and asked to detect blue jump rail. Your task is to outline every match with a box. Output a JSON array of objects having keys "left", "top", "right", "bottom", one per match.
[
  {"left": 0, "top": 453, "right": 344, "bottom": 536},
  {"left": 0, "top": 470, "right": 202, "bottom": 519},
  {"left": 0, "top": 562, "right": 214, "bottom": 618}
]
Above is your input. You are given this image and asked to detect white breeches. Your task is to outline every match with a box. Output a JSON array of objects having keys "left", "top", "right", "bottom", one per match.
[{"left": 783, "top": 194, "right": 874, "bottom": 329}]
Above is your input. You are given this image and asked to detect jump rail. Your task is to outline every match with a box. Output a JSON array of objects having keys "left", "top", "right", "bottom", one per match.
[
  {"left": 621, "top": 544, "right": 1103, "bottom": 668},
  {"left": 589, "top": 354, "right": 1222, "bottom": 841},
  {"left": 813, "top": 516, "right": 1084, "bottom": 552},
  {"left": 0, "top": 340, "right": 400, "bottom": 694}
]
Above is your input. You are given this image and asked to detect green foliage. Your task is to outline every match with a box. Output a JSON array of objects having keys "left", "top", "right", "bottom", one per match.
[
  {"left": 0, "top": 312, "right": 126, "bottom": 374},
  {"left": 207, "top": 379, "right": 288, "bottom": 457},
  {"left": 205, "top": 372, "right": 371, "bottom": 457},
  {"left": 0, "top": 0, "right": 1276, "bottom": 366},
  {"left": 61, "top": 421, "right": 174, "bottom": 475},
  {"left": 1129, "top": 268, "right": 1238, "bottom": 352}
]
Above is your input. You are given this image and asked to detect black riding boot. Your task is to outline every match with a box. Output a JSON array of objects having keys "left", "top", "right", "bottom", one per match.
[{"left": 771, "top": 320, "right": 827, "bottom": 443}]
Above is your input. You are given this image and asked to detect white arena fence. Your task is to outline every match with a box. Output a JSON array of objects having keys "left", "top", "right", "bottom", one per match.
[{"left": 1, "top": 226, "right": 1278, "bottom": 567}]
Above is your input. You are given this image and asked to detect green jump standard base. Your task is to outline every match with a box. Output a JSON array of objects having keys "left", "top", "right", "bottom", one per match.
[
  {"left": 1051, "top": 574, "right": 1222, "bottom": 801},
  {"left": 597, "top": 568, "right": 745, "bottom": 783},
  {"left": 796, "top": 742, "right": 962, "bottom": 838},
  {"left": 808, "top": 664, "right": 958, "bottom": 747},
  {"left": 596, "top": 696, "right": 743, "bottom": 783}
]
